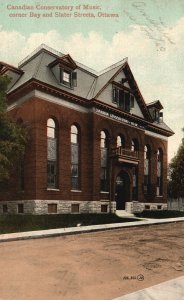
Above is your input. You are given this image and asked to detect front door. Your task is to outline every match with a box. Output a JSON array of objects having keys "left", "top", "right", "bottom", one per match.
[{"left": 115, "top": 172, "right": 130, "bottom": 210}]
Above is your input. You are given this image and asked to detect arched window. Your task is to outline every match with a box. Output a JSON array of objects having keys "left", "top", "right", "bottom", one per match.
[
  {"left": 131, "top": 140, "right": 135, "bottom": 152},
  {"left": 100, "top": 130, "right": 109, "bottom": 192},
  {"left": 144, "top": 145, "right": 151, "bottom": 194},
  {"left": 47, "top": 118, "right": 56, "bottom": 138},
  {"left": 157, "top": 148, "right": 163, "bottom": 196},
  {"left": 71, "top": 125, "right": 80, "bottom": 190},
  {"left": 131, "top": 139, "right": 139, "bottom": 152},
  {"left": 101, "top": 131, "right": 107, "bottom": 148},
  {"left": 117, "top": 135, "right": 125, "bottom": 148},
  {"left": 47, "top": 118, "right": 57, "bottom": 188},
  {"left": 71, "top": 125, "right": 78, "bottom": 144}
]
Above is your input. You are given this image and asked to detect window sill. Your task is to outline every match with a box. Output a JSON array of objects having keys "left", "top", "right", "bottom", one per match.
[
  {"left": 47, "top": 188, "right": 60, "bottom": 191},
  {"left": 59, "top": 82, "right": 74, "bottom": 90},
  {"left": 100, "top": 191, "right": 109, "bottom": 194},
  {"left": 71, "top": 190, "right": 82, "bottom": 192}
]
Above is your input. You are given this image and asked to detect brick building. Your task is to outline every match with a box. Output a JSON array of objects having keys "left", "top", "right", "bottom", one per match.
[{"left": 0, "top": 44, "right": 174, "bottom": 214}]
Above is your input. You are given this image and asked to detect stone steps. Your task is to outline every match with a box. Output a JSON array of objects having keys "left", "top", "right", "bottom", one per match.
[{"left": 115, "top": 210, "right": 135, "bottom": 218}]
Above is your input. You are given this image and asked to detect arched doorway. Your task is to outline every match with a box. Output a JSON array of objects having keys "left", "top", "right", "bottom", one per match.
[{"left": 115, "top": 171, "right": 130, "bottom": 210}]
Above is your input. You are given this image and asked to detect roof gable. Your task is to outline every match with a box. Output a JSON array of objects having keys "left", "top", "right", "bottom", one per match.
[
  {"left": 123, "top": 62, "right": 152, "bottom": 120},
  {"left": 48, "top": 54, "right": 77, "bottom": 70},
  {"left": 93, "top": 61, "right": 152, "bottom": 121},
  {"left": 147, "top": 100, "right": 163, "bottom": 110},
  {"left": 0, "top": 61, "right": 23, "bottom": 75}
]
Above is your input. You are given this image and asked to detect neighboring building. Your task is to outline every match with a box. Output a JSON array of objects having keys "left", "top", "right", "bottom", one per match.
[{"left": 0, "top": 44, "right": 174, "bottom": 214}]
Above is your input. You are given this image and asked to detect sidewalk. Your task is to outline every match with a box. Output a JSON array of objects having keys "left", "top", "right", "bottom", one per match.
[
  {"left": 0, "top": 216, "right": 184, "bottom": 243},
  {"left": 113, "top": 276, "right": 184, "bottom": 300}
]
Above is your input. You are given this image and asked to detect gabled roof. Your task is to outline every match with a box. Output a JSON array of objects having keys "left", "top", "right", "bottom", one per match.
[
  {"left": 0, "top": 61, "right": 23, "bottom": 75},
  {"left": 48, "top": 54, "right": 77, "bottom": 69},
  {"left": 123, "top": 62, "right": 152, "bottom": 121},
  {"left": 5, "top": 44, "right": 170, "bottom": 126},
  {"left": 147, "top": 100, "right": 163, "bottom": 110},
  {"left": 93, "top": 58, "right": 128, "bottom": 98}
]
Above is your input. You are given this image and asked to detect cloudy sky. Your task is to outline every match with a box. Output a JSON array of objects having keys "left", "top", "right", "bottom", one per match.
[{"left": 0, "top": 0, "right": 184, "bottom": 161}]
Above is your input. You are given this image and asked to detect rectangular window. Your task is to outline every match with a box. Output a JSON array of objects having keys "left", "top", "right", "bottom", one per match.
[
  {"left": 48, "top": 204, "right": 57, "bottom": 214},
  {"left": 100, "top": 167, "right": 108, "bottom": 192},
  {"left": 159, "top": 112, "right": 163, "bottom": 122},
  {"left": 154, "top": 110, "right": 159, "bottom": 122},
  {"left": 101, "top": 204, "right": 108, "bottom": 213},
  {"left": 124, "top": 92, "right": 130, "bottom": 112},
  {"left": 119, "top": 89, "right": 125, "bottom": 109},
  {"left": 101, "top": 148, "right": 108, "bottom": 167},
  {"left": 71, "top": 164, "right": 79, "bottom": 177},
  {"left": 130, "top": 95, "right": 134, "bottom": 108},
  {"left": 145, "top": 205, "right": 150, "bottom": 210},
  {"left": 71, "top": 144, "right": 79, "bottom": 190},
  {"left": 63, "top": 71, "right": 70, "bottom": 83},
  {"left": 112, "top": 87, "right": 133, "bottom": 112},
  {"left": 60, "top": 69, "right": 77, "bottom": 87},
  {"left": 112, "top": 87, "right": 119, "bottom": 104},
  {"left": 71, "top": 204, "right": 80, "bottom": 213},
  {"left": 47, "top": 138, "right": 57, "bottom": 161},
  {"left": 71, "top": 71, "right": 77, "bottom": 87},
  {"left": 47, "top": 161, "right": 57, "bottom": 188},
  {"left": 18, "top": 204, "right": 24, "bottom": 214},
  {"left": 3, "top": 204, "right": 8, "bottom": 213}
]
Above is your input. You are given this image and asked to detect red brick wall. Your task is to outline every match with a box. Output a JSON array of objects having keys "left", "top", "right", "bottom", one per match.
[{"left": 0, "top": 95, "right": 168, "bottom": 205}]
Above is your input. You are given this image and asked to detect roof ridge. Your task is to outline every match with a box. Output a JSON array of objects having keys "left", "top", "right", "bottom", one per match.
[
  {"left": 86, "top": 77, "right": 97, "bottom": 99},
  {"left": 97, "top": 58, "right": 128, "bottom": 76},
  {"left": 33, "top": 51, "right": 45, "bottom": 79},
  {"left": 18, "top": 44, "right": 127, "bottom": 78}
]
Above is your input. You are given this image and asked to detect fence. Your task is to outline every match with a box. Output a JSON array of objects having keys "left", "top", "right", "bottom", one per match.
[{"left": 167, "top": 198, "right": 184, "bottom": 211}]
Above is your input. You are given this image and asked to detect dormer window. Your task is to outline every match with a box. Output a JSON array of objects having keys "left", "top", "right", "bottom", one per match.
[
  {"left": 147, "top": 100, "right": 164, "bottom": 123},
  {"left": 49, "top": 54, "right": 77, "bottom": 89},
  {"left": 60, "top": 69, "right": 71, "bottom": 86},
  {"left": 153, "top": 109, "right": 163, "bottom": 123},
  {"left": 60, "top": 69, "right": 77, "bottom": 88},
  {"left": 63, "top": 70, "right": 70, "bottom": 83},
  {"left": 154, "top": 109, "right": 159, "bottom": 122}
]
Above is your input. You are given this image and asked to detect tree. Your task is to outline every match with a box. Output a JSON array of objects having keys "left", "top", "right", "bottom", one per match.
[
  {"left": 168, "top": 128, "right": 184, "bottom": 198},
  {"left": 0, "top": 75, "right": 28, "bottom": 182}
]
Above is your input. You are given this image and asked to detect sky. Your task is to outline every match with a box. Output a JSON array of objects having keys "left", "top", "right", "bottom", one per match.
[{"left": 0, "top": 0, "right": 184, "bottom": 162}]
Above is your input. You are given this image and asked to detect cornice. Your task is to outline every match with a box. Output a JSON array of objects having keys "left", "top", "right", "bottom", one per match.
[{"left": 7, "top": 79, "right": 174, "bottom": 137}]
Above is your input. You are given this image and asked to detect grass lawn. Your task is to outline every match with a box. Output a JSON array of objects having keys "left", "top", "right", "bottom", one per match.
[
  {"left": 0, "top": 213, "right": 138, "bottom": 234},
  {"left": 135, "top": 210, "right": 184, "bottom": 219}
]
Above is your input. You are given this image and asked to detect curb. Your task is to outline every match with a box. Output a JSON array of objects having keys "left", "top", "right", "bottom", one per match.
[{"left": 0, "top": 217, "right": 184, "bottom": 243}]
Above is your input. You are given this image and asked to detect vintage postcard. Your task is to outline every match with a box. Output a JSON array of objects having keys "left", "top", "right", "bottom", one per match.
[{"left": 0, "top": 0, "right": 184, "bottom": 299}]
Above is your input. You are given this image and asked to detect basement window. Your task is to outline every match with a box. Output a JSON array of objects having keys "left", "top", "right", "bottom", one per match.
[
  {"left": 3, "top": 204, "right": 8, "bottom": 213},
  {"left": 145, "top": 205, "right": 150, "bottom": 210},
  {"left": 48, "top": 203, "right": 57, "bottom": 214},
  {"left": 101, "top": 204, "right": 108, "bottom": 213},
  {"left": 71, "top": 204, "right": 80, "bottom": 213},
  {"left": 18, "top": 204, "right": 24, "bottom": 214}
]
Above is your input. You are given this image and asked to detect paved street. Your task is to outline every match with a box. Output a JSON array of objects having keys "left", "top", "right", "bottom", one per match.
[{"left": 0, "top": 222, "right": 184, "bottom": 300}]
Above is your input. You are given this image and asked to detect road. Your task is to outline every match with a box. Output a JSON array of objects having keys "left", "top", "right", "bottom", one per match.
[{"left": 0, "top": 222, "right": 184, "bottom": 300}]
